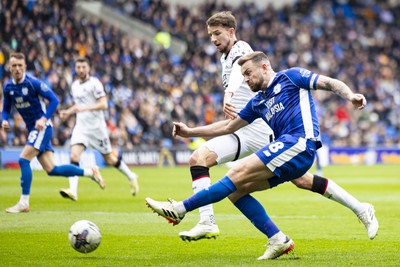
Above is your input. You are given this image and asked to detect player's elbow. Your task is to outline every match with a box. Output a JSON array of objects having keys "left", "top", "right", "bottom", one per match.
[{"left": 53, "top": 96, "right": 60, "bottom": 106}]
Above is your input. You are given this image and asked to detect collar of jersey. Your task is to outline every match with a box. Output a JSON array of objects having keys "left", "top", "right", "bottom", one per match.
[{"left": 12, "top": 73, "right": 26, "bottom": 84}]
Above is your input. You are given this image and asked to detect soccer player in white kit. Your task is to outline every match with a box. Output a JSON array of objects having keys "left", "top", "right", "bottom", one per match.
[
  {"left": 59, "top": 57, "right": 139, "bottom": 201},
  {"left": 177, "top": 11, "right": 377, "bottom": 245}
]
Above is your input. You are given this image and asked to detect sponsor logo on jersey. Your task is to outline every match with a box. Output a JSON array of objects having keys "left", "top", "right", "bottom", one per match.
[{"left": 264, "top": 97, "right": 285, "bottom": 121}]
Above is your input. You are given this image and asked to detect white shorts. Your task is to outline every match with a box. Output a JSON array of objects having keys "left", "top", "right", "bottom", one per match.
[
  {"left": 202, "top": 122, "right": 273, "bottom": 165},
  {"left": 70, "top": 124, "right": 112, "bottom": 155}
]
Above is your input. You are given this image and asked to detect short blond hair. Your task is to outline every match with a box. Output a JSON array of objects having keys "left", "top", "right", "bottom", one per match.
[
  {"left": 10, "top": 52, "right": 25, "bottom": 61},
  {"left": 238, "top": 51, "right": 270, "bottom": 67}
]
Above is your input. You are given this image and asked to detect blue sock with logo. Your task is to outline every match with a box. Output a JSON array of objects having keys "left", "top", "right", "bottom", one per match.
[
  {"left": 48, "top": 164, "right": 84, "bottom": 177},
  {"left": 19, "top": 158, "right": 32, "bottom": 195},
  {"left": 183, "top": 176, "right": 236, "bottom": 212},
  {"left": 234, "top": 194, "right": 280, "bottom": 238}
]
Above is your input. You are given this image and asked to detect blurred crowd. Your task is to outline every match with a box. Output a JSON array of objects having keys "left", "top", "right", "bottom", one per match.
[{"left": 0, "top": 0, "right": 399, "bottom": 150}]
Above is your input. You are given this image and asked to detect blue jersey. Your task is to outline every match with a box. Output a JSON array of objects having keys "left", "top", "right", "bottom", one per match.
[
  {"left": 239, "top": 67, "right": 322, "bottom": 148},
  {"left": 2, "top": 74, "right": 59, "bottom": 131}
]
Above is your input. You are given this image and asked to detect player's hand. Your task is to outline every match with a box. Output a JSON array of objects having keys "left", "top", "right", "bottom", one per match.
[
  {"left": 35, "top": 117, "right": 47, "bottom": 131},
  {"left": 350, "top": 93, "right": 367, "bottom": 110},
  {"left": 224, "top": 102, "right": 238, "bottom": 120},
  {"left": 173, "top": 121, "right": 190, "bottom": 137},
  {"left": 1, "top": 120, "right": 10, "bottom": 130}
]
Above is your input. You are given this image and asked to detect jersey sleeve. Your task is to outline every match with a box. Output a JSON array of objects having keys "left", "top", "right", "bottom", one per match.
[
  {"left": 92, "top": 78, "right": 106, "bottom": 99},
  {"left": 34, "top": 79, "right": 59, "bottom": 119},
  {"left": 1, "top": 83, "right": 11, "bottom": 121},
  {"left": 285, "top": 67, "right": 320, "bottom": 90},
  {"left": 238, "top": 99, "right": 259, "bottom": 125}
]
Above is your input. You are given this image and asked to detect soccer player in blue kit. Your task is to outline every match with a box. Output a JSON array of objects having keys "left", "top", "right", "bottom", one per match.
[
  {"left": 2, "top": 53, "right": 105, "bottom": 213},
  {"left": 146, "top": 51, "right": 379, "bottom": 260}
]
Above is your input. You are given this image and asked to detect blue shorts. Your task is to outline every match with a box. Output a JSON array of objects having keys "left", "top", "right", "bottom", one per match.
[
  {"left": 255, "top": 134, "right": 316, "bottom": 188},
  {"left": 26, "top": 125, "right": 54, "bottom": 154}
]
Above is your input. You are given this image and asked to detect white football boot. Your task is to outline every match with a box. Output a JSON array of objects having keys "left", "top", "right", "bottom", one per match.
[
  {"left": 179, "top": 218, "right": 220, "bottom": 241},
  {"left": 59, "top": 188, "right": 78, "bottom": 201},
  {"left": 257, "top": 236, "right": 295, "bottom": 260},
  {"left": 6, "top": 202, "right": 30, "bottom": 213},
  {"left": 145, "top": 197, "right": 184, "bottom": 225},
  {"left": 91, "top": 166, "right": 106, "bottom": 189},
  {"left": 357, "top": 203, "right": 379, "bottom": 239},
  {"left": 129, "top": 173, "right": 139, "bottom": 196}
]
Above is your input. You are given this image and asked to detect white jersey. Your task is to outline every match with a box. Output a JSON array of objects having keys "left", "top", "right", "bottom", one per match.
[
  {"left": 71, "top": 76, "right": 107, "bottom": 131},
  {"left": 202, "top": 41, "right": 274, "bottom": 165},
  {"left": 220, "top": 40, "right": 274, "bottom": 148}
]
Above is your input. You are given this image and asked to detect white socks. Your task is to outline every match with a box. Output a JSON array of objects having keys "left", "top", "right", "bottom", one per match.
[
  {"left": 269, "top": 231, "right": 287, "bottom": 244},
  {"left": 173, "top": 201, "right": 187, "bottom": 217},
  {"left": 117, "top": 161, "right": 137, "bottom": 181},
  {"left": 192, "top": 177, "right": 215, "bottom": 223},
  {"left": 83, "top": 168, "right": 94, "bottom": 177},
  {"left": 324, "top": 179, "right": 364, "bottom": 214},
  {"left": 69, "top": 176, "right": 79, "bottom": 195},
  {"left": 20, "top": 194, "right": 30, "bottom": 206}
]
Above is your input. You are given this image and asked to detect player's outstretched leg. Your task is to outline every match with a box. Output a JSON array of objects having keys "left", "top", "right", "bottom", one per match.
[
  {"left": 48, "top": 164, "right": 105, "bottom": 189},
  {"left": 295, "top": 174, "right": 379, "bottom": 239}
]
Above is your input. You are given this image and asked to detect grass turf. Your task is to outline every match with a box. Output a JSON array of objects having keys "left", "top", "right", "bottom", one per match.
[{"left": 0, "top": 165, "right": 399, "bottom": 266}]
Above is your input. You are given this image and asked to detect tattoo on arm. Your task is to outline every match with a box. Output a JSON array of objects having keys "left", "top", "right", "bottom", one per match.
[{"left": 317, "top": 75, "right": 352, "bottom": 101}]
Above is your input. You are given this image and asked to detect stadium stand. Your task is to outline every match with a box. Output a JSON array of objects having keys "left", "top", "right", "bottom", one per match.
[{"left": 0, "top": 0, "right": 399, "bottom": 150}]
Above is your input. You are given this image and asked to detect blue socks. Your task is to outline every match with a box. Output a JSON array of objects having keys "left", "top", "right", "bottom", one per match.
[
  {"left": 234, "top": 194, "right": 280, "bottom": 238},
  {"left": 182, "top": 176, "right": 280, "bottom": 239},
  {"left": 19, "top": 158, "right": 32, "bottom": 195},
  {"left": 48, "top": 164, "right": 84, "bottom": 177},
  {"left": 183, "top": 176, "right": 237, "bottom": 212},
  {"left": 18, "top": 158, "right": 85, "bottom": 194}
]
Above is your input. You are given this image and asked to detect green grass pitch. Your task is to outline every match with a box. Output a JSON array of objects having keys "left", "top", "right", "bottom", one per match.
[{"left": 0, "top": 165, "right": 399, "bottom": 266}]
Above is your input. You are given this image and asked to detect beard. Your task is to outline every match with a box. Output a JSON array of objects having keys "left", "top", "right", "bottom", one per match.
[{"left": 248, "top": 81, "right": 262, "bottom": 92}]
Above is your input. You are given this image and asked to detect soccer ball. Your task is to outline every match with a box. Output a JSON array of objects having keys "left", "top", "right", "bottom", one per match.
[{"left": 68, "top": 220, "right": 101, "bottom": 253}]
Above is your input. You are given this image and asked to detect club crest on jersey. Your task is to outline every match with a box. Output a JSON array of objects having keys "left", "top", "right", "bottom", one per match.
[
  {"left": 273, "top": 84, "right": 282, "bottom": 94},
  {"left": 41, "top": 83, "right": 49, "bottom": 91},
  {"left": 22, "top": 87, "right": 28, "bottom": 95}
]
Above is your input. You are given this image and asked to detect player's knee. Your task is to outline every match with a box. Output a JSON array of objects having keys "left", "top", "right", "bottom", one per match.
[
  {"left": 188, "top": 150, "right": 202, "bottom": 166},
  {"left": 18, "top": 157, "right": 30, "bottom": 167},
  {"left": 104, "top": 155, "right": 117, "bottom": 166},
  {"left": 70, "top": 154, "right": 81, "bottom": 163},
  {"left": 46, "top": 165, "right": 58, "bottom": 175},
  {"left": 189, "top": 147, "right": 217, "bottom": 167},
  {"left": 227, "top": 163, "right": 248, "bottom": 181},
  {"left": 291, "top": 175, "right": 313, "bottom": 190}
]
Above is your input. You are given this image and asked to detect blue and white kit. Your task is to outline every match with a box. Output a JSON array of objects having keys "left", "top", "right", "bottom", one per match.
[{"left": 239, "top": 67, "right": 322, "bottom": 186}]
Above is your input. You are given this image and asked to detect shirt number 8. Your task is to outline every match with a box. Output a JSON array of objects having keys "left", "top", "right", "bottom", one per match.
[{"left": 263, "top": 142, "right": 284, "bottom": 157}]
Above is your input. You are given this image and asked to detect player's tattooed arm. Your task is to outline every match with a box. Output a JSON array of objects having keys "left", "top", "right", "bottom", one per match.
[{"left": 316, "top": 75, "right": 366, "bottom": 109}]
